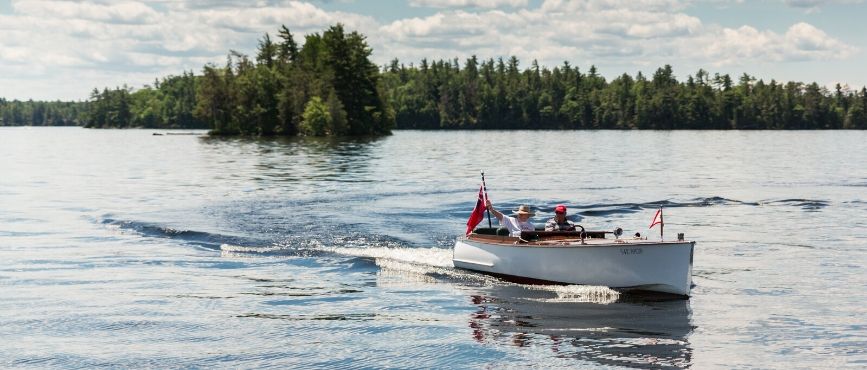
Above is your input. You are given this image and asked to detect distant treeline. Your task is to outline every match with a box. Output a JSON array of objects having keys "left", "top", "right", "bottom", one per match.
[
  {"left": 83, "top": 73, "right": 207, "bottom": 130},
  {"left": 0, "top": 99, "right": 85, "bottom": 127},
  {"left": 382, "top": 59, "right": 867, "bottom": 130},
  {"left": 3, "top": 25, "right": 867, "bottom": 132}
]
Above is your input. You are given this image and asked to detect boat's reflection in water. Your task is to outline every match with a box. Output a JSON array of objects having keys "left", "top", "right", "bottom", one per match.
[{"left": 466, "top": 284, "right": 694, "bottom": 369}]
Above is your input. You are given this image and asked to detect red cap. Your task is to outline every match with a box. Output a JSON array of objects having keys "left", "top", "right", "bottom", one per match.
[{"left": 554, "top": 205, "right": 567, "bottom": 214}]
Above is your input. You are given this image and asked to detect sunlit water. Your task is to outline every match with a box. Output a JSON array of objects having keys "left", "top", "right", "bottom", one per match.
[{"left": 1, "top": 127, "right": 865, "bottom": 368}]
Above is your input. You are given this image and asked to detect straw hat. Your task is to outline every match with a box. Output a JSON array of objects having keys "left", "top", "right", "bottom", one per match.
[{"left": 513, "top": 205, "right": 535, "bottom": 216}]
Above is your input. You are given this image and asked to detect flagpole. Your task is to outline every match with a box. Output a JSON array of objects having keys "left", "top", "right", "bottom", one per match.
[
  {"left": 660, "top": 207, "right": 664, "bottom": 241},
  {"left": 481, "top": 171, "right": 492, "bottom": 228}
]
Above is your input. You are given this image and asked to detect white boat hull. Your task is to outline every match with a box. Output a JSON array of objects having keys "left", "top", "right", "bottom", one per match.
[{"left": 453, "top": 237, "right": 694, "bottom": 296}]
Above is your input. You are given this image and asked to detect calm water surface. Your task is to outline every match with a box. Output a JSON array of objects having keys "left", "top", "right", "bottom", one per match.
[{"left": 1, "top": 127, "right": 865, "bottom": 368}]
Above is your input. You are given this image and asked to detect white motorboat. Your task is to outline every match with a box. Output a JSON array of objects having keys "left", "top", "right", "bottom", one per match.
[{"left": 453, "top": 228, "right": 695, "bottom": 296}]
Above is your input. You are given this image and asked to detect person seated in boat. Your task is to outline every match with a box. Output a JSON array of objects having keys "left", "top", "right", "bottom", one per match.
[
  {"left": 545, "top": 204, "right": 577, "bottom": 231},
  {"left": 485, "top": 200, "right": 535, "bottom": 237}
]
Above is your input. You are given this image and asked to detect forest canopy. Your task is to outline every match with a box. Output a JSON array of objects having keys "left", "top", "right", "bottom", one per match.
[
  {"left": 381, "top": 60, "right": 867, "bottom": 130},
  {"left": 2, "top": 24, "right": 866, "bottom": 131}
]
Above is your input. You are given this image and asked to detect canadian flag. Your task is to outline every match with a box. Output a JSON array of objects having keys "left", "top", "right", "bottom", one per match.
[{"left": 649, "top": 208, "right": 664, "bottom": 229}]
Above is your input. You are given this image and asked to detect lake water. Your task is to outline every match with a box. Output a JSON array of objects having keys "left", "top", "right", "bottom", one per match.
[{"left": 1, "top": 127, "right": 865, "bottom": 368}]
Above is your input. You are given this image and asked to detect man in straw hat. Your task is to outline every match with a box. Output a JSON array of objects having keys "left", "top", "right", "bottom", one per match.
[{"left": 485, "top": 199, "right": 536, "bottom": 237}]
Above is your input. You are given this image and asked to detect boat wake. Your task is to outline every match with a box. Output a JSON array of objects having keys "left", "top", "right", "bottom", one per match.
[
  {"left": 104, "top": 215, "right": 624, "bottom": 304},
  {"left": 102, "top": 217, "right": 260, "bottom": 250},
  {"left": 325, "top": 245, "right": 454, "bottom": 268},
  {"left": 323, "top": 245, "right": 621, "bottom": 304},
  {"left": 218, "top": 243, "right": 292, "bottom": 255},
  {"left": 220, "top": 242, "right": 621, "bottom": 304}
]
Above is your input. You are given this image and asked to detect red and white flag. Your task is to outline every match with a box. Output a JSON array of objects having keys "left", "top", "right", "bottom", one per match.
[
  {"left": 465, "top": 184, "right": 488, "bottom": 235},
  {"left": 649, "top": 208, "right": 664, "bottom": 229}
]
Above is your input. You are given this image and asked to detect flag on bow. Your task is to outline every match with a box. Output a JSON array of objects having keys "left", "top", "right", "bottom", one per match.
[{"left": 466, "top": 183, "right": 488, "bottom": 235}]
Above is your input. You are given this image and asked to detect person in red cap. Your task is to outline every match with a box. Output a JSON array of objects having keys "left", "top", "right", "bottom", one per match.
[{"left": 545, "top": 204, "right": 577, "bottom": 231}]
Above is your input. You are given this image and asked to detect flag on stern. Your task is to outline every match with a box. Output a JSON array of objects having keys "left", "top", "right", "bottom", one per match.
[
  {"left": 649, "top": 208, "right": 664, "bottom": 229},
  {"left": 466, "top": 184, "right": 488, "bottom": 235},
  {"left": 649, "top": 207, "right": 664, "bottom": 240}
]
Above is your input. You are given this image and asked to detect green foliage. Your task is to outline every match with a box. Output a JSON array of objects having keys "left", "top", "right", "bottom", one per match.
[
  {"left": 192, "top": 23, "right": 391, "bottom": 136},
  {"left": 300, "top": 96, "right": 330, "bottom": 136},
  {"left": 80, "top": 72, "right": 207, "bottom": 129},
  {"left": 195, "top": 64, "right": 235, "bottom": 134},
  {"left": 326, "top": 90, "right": 348, "bottom": 135},
  {"left": 381, "top": 60, "right": 867, "bottom": 130},
  {"left": 85, "top": 87, "right": 132, "bottom": 128},
  {"left": 321, "top": 24, "right": 391, "bottom": 135},
  {"left": 0, "top": 98, "right": 85, "bottom": 126}
]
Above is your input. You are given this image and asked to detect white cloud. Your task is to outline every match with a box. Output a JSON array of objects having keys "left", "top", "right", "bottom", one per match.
[
  {"left": 540, "top": 0, "right": 688, "bottom": 13},
  {"left": 592, "top": 10, "right": 702, "bottom": 39},
  {"left": 377, "top": 0, "right": 858, "bottom": 72},
  {"left": 192, "top": 2, "right": 376, "bottom": 33},
  {"left": 784, "top": 0, "right": 863, "bottom": 8},
  {"left": 12, "top": 0, "right": 160, "bottom": 24},
  {"left": 409, "top": 0, "right": 528, "bottom": 8},
  {"left": 786, "top": 22, "right": 844, "bottom": 51},
  {"left": 700, "top": 22, "right": 857, "bottom": 66},
  {"left": 377, "top": 1, "right": 703, "bottom": 67},
  {"left": 381, "top": 12, "right": 491, "bottom": 39}
]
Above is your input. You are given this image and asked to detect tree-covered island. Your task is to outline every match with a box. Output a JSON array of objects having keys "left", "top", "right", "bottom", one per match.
[{"left": 2, "top": 24, "right": 867, "bottom": 132}]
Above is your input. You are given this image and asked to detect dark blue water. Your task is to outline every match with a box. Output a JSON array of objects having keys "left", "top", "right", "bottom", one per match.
[{"left": 1, "top": 127, "right": 865, "bottom": 368}]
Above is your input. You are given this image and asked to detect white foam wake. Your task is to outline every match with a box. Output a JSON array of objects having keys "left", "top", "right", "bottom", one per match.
[
  {"left": 220, "top": 242, "right": 620, "bottom": 304},
  {"left": 219, "top": 243, "right": 287, "bottom": 256},
  {"left": 326, "top": 245, "right": 620, "bottom": 304},
  {"left": 324, "top": 245, "right": 454, "bottom": 268}
]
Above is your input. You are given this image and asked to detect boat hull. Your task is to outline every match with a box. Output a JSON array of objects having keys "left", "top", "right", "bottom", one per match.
[{"left": 453, "top": 237, "right": 694, "bottom": 296}]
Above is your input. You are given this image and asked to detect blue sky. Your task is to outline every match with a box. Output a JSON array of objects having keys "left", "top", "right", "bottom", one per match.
[{"left": 1, "top": 0, "right": 864, "bottom": 101}]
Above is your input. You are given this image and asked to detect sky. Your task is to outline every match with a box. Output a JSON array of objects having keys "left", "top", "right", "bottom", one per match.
[{"left": 1, "top": 0, "right": 865, "bottom": 101}]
